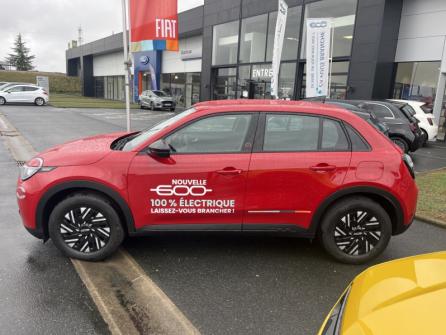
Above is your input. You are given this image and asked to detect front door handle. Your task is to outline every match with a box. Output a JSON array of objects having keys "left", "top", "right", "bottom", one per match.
[
  {"left": 310, "top": 164, "right": 337, "bottom": 172},
  {"left": 216, "top": 167, "right": 243, "bottom": 175}
]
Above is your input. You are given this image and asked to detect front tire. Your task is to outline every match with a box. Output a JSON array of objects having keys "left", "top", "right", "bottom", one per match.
[
  {"left": 0, "top": 96, "right": 6, "bottom": 105},
  {"left": 48, "top": 193, "right": 125, "bottom": 261},
  {"left": 150, "top": 102, "right": 155, "bottom": 111},
  {"left": 35, "top": 97, "right": 45, "bottom": 106},
  {"left": 319, "top": 196, "right": 392, "bottom": 264}
]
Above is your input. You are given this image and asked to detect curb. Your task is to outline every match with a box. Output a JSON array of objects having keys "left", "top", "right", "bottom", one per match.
[{"left": 416, "top": 215, "right": 446, "bottom": 229}]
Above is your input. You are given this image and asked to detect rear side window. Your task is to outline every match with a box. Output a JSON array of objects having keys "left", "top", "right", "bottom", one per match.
[
  {"left": 24, "top": 86, "right": 39, "bottom": 91},
  {"left": 263, "top": 114, "right": 319, "bottom": 151},
  {"left": 8, "top": 86, "right": 24, "bottom": 92},
  {"left": 345, "top": 124, "right": 370, "bottom": 151},
  {"left": 367, "top": 104, "right": 394, "bottom": 118},
  {"left": 321, "top": 119, "right": 349, "bottom": 151}
]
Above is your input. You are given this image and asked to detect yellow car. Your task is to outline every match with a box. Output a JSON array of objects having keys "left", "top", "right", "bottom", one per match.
[{"left": 318, "top": 252, "right": 446, "bottom": 335}]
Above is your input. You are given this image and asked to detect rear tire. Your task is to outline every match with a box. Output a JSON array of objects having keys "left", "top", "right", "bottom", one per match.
[
  {"left": 319, "top": 196, "right": 392, "bottom": 264},
  {"left": 35, "top": 97, "right": 45, "bottom": 106},
  {"left": 150, "top": 102, "right": 155, "bottom": 111},
  {"left": 0, "top": 96, "right": 5, "bottom": 105},
  {"left": 421, "top": 129, "right": 428, "bottom": 147},
  {"left": 391, "top": 137, "right": 409, "bottom": 153},
  {"left": 48, "top": 193, "right": 125, "bottom": 261}
]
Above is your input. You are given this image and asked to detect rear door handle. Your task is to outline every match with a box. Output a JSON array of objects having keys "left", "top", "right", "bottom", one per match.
[
  {"left": 310, "top": 164, "right": 337, "bottom": 172},
  {"left": 216, "top": 167, "right": 243, "bottom": 175}
]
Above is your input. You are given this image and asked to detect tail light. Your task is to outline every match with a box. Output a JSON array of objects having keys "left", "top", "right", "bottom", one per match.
[
  {"left": 43, "top": 90, "right": 48, "bottom": 95},
  {"left": 409, "top": 123, "right": 417, "bottom": 132},
  {"left": 427, "top": 117, "right": 433, "bottom": 126},
  {"left": 402, "top": 154, "right": 415, "bottom": 179}
]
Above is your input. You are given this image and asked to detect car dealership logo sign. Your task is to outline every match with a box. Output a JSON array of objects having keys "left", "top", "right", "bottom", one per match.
[{"left": 140, "top": 55, "right": 150, "bottom": 65}]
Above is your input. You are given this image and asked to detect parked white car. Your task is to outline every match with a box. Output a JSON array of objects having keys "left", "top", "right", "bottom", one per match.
[
  {"left": 0, "top": 84, "right": 49, "bottom": 106},
  {"left": 390, "top": 99, "right": 438, "bottom": 143}
]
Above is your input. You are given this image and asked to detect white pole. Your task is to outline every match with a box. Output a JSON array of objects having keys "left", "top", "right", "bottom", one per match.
[
  {"left": 327, "top": 20, "right": 334, "bottom": 99},
  {"left": 121, "top": 0, "right": 131, "bottom": 132}
]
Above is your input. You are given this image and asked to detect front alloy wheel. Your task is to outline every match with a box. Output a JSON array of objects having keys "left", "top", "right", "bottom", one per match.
[
  {"left": 49, "top": 193, "right": 124, "bottom": 261},
  {"left": 60, "top": 207, "right": 111, "bottom": 253},
  {"left": 320, "top": 196, "right": 391, "bottom": 264}
]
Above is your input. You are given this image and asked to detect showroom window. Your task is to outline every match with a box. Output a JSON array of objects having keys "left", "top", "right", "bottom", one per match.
[
  {"left": 212, "top": 21, "right": 240, "bottom": 66},
  {"left": 161, "top": 73, "right": 201, "bottom": 108},
  {"left": 393, "top": 61, "right": 441, "bottom": 106},
  {"left": 213, "top": 67, "right": 237, "bottom": 100},
  {"left": 301, "top": 61, "right": 350, "bottom": 99},
  {"left": 266, "top": 6, "right": 302, "bottom": 61},
  {"left": 239, "top": 14, "right": 268, "bottom": 63},
  {"left": 301, "top": 0, "right": 357, "bottom": 58}
]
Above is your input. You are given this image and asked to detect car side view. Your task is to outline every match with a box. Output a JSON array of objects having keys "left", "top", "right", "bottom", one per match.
[
  {"left": 17, "top": 100, "right": 418, "bottom": 263},
  {"left": 0, "top": 84, "right": 48, "bottom": 106}
]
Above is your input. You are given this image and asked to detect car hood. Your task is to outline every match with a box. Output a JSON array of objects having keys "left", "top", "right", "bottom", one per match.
[
  {"left": 342, "top": 252, "right": 446, "bottom": 335},
  {"left": 37, "top": 132, "right": 128, "bottom": 166}
]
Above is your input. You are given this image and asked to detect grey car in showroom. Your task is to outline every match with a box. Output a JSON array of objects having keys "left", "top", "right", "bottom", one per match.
[{"left": 139, "top": 90, "right": 176, "bottom": 111}]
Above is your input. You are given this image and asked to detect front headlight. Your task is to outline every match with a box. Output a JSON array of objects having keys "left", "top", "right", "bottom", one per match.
[
  {"left": 320, "top": 286, "right": 351, "bottom": 335},
  {"left": 20, "top": 157, "right": 55, "bottom": 181}
]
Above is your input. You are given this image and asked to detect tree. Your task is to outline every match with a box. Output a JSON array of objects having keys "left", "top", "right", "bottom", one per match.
[{"left": 6, "top": 34, "right": 35, "bottom": 71}]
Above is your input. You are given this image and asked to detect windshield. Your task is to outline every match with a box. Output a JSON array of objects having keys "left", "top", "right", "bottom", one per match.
[
  {"left": 122, "top": 107, "right": 196, "bottom": 151},
  {"left": 153, "top": 90, "right": 167, "bottom": 97}
]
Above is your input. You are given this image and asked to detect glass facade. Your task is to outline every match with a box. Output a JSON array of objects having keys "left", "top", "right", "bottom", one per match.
[
  {"left": 161, "top": 72, "right": 201, "bottom": 108},
  {"left": 392, "top": 62, "right": 441, "bottom": 106},
  {"left": 301, "top": 0, "right": 357, "bottom": 58},
  {"left": 212, "top": 21, "right": 240, "bottom": 66},
  {"left": 239, "top": 14, "right": 268, "bottom": 63},
  {"left": 211, "top": 0, "right": 358, "bottom": 100},
  {"left": 94, "top": 76, "right": 125, "bottom": 100}
]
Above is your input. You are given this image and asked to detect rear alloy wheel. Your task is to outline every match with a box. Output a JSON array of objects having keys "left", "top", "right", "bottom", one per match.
[
  {"left": 320, "top": 197, "right": 391, "bottom": 264},
  {"left": 0, "top": 96, "right": 5, "bottom": 105},
  {"left": 35, "top": 97, "right": 45, "bottom": 106},
  {"left": 391, "top": 137, "right": 409, "bottom": 153},
  {"left": 49, "top": 193, "right": 124, "bottom": 261}
]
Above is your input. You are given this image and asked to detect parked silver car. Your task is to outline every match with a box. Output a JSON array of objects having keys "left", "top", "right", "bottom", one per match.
[{"left": 139, "top": 90, "right": 176, "bottom": 111}]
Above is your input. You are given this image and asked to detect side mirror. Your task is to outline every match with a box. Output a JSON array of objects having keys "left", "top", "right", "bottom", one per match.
[{"left": 148, "top": 139, "right": 171, "bottom": 158}]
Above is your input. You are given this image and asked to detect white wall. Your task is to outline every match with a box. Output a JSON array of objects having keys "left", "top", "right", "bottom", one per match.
[
  {"left": 93, "top": 51, "right": 125, "bottom": 77},
  {"left": 178, "top": 0, "right": 203, "bottom": 13},
  {"left": 162, "top": 36, "right": 202, "bottom": 73},
  {"left": 396, "top": 0, "right": 446, "bottom": 62}
]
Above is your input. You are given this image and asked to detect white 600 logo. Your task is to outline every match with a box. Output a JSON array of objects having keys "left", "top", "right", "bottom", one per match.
[{"left": 150, "top": 185, "right": 213, "bottom": 197}]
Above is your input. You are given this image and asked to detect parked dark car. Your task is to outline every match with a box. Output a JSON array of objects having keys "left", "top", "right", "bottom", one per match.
[
  {"left": 324, "top": 100, "right": 390, "bottom": 137},
  {"left": 337, "top": 100, "right": 424, "bottom": 153}
]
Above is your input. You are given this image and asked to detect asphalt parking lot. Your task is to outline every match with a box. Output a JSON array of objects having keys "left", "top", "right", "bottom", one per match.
[{"left": 1, "top": 104, "right": 446, "bottom": 334}]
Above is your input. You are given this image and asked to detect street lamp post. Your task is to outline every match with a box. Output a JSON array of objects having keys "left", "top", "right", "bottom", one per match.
[{"left": 121, "top": 0, "right": 131, "bottom": 132}]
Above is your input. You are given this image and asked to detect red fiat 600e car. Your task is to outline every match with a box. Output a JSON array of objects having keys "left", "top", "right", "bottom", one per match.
[{"left": 17, "top": 100, "right": 417, "bottom": 263}]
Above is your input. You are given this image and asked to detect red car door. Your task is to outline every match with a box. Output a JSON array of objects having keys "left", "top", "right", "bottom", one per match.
[
  {"left": 244, "top": 113, "right": 351, "bottom": 232},
  {"left": 127, "top": 112, "right": 258, "bottom": 231}
]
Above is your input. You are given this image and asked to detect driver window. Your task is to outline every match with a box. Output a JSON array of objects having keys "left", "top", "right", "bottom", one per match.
[{"left": 165, "top": 114, "right": 252, "bottom": 153}]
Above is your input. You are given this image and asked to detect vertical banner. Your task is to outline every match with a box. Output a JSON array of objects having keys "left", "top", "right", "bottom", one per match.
[
  {"left": 129, "top": 0, "right": 178, "bottom": 52},
  {"left": 305, "top": 18, "right": 332, "bottom": 98},
  {"left": 271, "top": 0, "right": 288, "bottom": 99}
]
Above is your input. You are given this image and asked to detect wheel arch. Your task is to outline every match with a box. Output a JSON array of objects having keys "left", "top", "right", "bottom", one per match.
[
  {"left": 36, "top": 180, "right": 135, "bottom": 239},
  {"left": 310, "top": 186, "right": 404, "bottom": 236}
]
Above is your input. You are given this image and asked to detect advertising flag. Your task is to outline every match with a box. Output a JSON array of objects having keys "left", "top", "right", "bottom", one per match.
[
  {"left": 305, "top": 18, "right": 332, "bottom": 98},
  {"left": 271, "top": 0, "right": 288, "bottom": 99},
  {"left": 130, "top": 0, "right": 179, "bottom": 52}
]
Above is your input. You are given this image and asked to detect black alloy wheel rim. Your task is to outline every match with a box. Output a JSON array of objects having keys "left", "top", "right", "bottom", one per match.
[
  {"left": 334, "top": 210, "right": 382, "bottom": 256},
  {"left": 393, "top": 139, "right": 406, "bottom": 152},
  {"left": 60, "top": 207, "right": 111, "bottom": 253}
]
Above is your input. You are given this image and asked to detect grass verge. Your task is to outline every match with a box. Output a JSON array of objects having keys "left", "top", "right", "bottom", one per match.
[
  {"left": 416, "top": 168, "right": 446, "bottom": 224},
  {"left": 49, "top": 93, "right": 140, "bottom": 109}
]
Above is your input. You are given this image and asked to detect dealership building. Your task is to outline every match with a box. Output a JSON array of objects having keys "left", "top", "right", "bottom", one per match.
[{"left": 66, "top": 0, "right": 446, "bottom": 134}]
